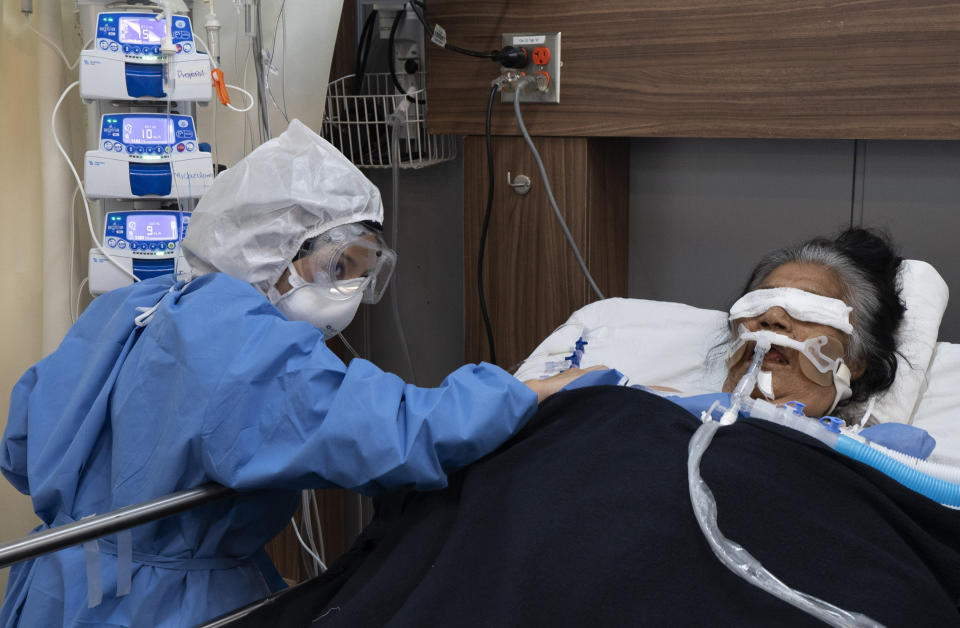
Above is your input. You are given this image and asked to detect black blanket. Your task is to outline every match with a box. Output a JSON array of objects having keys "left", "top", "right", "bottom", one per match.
[{"left": 206, "top": 387, "right": 960, "bottom": 627}]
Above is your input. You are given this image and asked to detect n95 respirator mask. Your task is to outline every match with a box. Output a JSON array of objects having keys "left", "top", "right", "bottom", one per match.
[{"left": 267, "top": 222, "right": 396, "bottom": 338}]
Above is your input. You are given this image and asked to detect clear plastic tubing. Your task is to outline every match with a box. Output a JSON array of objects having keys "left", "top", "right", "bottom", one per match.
[
  {"left": 687, "top": 420, "right": 883, "bottom": 627},
  {"left": 688, "top": 341, "right": 883, "bottom": 627}
]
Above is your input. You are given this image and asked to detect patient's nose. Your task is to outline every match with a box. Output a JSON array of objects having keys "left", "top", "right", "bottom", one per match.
[{"left": 755, "top": 306, "right": 793, "bottom": 332}]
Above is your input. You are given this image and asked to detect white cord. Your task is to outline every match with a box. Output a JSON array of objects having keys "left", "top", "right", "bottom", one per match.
[
  {"left": 299, "top": 491, "right": 320, "bottom": 577},
  {"left": 25, "top": 20, "right": 91, "bottom": 71},
  {"left": 290, "top": 516, "right": 327, "bottom": 573},
  {"left": 280, "top": 2, "right": 289, "bottom": 119},
  {"left": 240, "top": 37, "right": 255, "bottom": 153},
  {"left": 512, "top": 85, "right": 605, "bottom": 301},
  {"left": 225, "top": 83, "right": 256, "bottom": 112},
  {"left": 337, "top": 333, "right": 361, "bottom": 359},
  {"left": 53, "top": 82, "right": 138, "bottom": 282},
  {"left": 164, "top": 101, "right": 190, "bottom": 213},
  {"left": 212, "top": 80, "right": 220, "bottom": 168},
  {"left": 388, "top": 114, "right": 418, "bottom": 384},
  {"left": 857, "top": 396, "right": 877, "bottom": 431},
  {"left": 192, "top": 30, "right": 255, "bottom": 115},
  {"left": 75, "top": 277, "right": 89, "bottom": 321},
  {"left": 310, "top": 490, "right": 326, "bottom": 565},
  {"left": 264, "top": 0, "right": 289, "bottom": 122},
  {"left": 68, "top": 184, "right": 80, "bottom": 321},
  {"left": 191, "top": 30, "right": 219, "bottom": 68}
]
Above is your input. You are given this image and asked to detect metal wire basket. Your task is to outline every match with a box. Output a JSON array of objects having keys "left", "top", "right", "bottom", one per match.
[{"left": 322, "top": 73, "right": 457, "bottom": 169}]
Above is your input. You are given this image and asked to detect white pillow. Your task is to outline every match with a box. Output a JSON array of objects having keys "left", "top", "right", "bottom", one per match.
[
  {"left": 912, "top": 342, "right": 960, "bottom": 459},
  {"left": 871, "top": 259, "right": 949, "bottom": 423},
  {"left": 515, "top": 260, "right": 948, "bottom": 423}
]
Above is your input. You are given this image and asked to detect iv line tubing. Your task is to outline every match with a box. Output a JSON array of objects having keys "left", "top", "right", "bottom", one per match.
[
  {"left": 52, "top": 82, "right": 138, "bottom": 282},
  {"left": 389, "top": 114, "right": 417, "bottom": 384},
  {"left": 251, "top": 0, "right": 271, "bottom": 142}
]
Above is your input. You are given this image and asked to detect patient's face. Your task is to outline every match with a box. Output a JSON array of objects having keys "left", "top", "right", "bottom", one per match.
[{"left": 722, "top": 262, "right": 852, "bottom": 418}]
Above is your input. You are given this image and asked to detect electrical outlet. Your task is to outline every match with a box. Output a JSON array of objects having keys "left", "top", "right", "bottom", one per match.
[{"left": 500, "top": 32, "right": 561, "bottom": 104}]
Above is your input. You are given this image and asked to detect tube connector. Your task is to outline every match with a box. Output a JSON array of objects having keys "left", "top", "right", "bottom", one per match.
[
  {"left": 491, "top": 69, "right": 523, "bottom": 89},
  {"left": 158, "top": 11, "right": 178, "bottom": 92}
]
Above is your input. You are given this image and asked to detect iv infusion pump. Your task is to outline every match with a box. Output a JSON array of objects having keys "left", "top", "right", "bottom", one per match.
[
  {"left": 84, "top": 113, "right": 213, "bottom": 199},
  {"left": 88, "top": 210, "right": 192, "bottom": 295},
  {"left": 80, "top": 12, "right": 211, "bottom": 102}
]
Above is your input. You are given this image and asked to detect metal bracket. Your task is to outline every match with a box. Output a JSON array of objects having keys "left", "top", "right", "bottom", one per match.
[{"left": 507, "top": 171, "right": 532, "bottom": 195}]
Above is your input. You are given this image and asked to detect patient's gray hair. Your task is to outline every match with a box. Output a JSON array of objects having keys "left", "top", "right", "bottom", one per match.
[
  {"left": 739, "top": 228, "right": 905, "bottom": 411},
  {"left": 745, "top": 245, "right": 878, "bottom": 373}
]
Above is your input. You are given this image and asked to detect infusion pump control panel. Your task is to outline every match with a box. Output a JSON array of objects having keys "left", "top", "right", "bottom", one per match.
[
  {"left": 85, "top": 113, "right": 213, "bottom": 199},
  {"left": 88, "top": 210, "right": 192, "bottom": 295},
  {"left": 80, "top": 12, "right": 210, "bottom": 102},
  {"left": 97, "top": 12, "right": 195, "bottom": 58}
]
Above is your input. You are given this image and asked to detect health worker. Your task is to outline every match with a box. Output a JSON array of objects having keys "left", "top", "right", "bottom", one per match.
[{"left": 0, "top": 119, "right": 596, "bottom": 627}]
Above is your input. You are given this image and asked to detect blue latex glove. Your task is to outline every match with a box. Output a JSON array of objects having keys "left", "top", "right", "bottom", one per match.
[{"left": 861, "top": 423, "right": 937, "bottom": 460}]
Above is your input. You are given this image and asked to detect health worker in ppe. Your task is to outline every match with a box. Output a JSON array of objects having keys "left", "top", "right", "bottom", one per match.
[{"left": 0, "top": 119, "right": 597, "bottom": 628}]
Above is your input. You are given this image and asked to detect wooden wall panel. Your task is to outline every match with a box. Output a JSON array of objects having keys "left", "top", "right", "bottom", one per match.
[
  {"left": 425, "top": 1, "right": 960, "bottom": 139},
  {"left": 464, "top": 136, "right": 628, "bottom": 369}
]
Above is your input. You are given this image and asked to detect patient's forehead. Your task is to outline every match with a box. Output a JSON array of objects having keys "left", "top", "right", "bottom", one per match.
[{"left": 757, "top": 262, "right": 845, "bottom": 301}]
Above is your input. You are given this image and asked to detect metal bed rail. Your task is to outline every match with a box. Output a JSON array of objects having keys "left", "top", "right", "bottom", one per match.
[{"left": 0, "top": 482, "right": 236, "bottom": 569}]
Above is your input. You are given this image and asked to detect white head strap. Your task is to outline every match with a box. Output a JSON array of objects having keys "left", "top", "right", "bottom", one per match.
[{"left": 729, "top": 287, "right": 853, "bottom": 335}]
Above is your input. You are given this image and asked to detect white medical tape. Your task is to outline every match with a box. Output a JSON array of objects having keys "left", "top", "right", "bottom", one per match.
[
  {"left": 831, "top": 363, "right": 853, "bottom": 413},
  {"left": 116, "top": 529, "right": 132, "bottom": 598},
  {"left": 757, "top": 370, "right": 775, "bottom": 400},
  {"left": 83, "top": 527, "right": 102, "bottom": 608},
  {"left": 729, "top": 287, "right": 853, "bottom": 335}
]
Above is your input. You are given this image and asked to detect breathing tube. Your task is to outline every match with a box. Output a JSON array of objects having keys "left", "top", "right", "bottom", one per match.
[{"left": 688, "top": 341, "right": 883, "bottom": 627}]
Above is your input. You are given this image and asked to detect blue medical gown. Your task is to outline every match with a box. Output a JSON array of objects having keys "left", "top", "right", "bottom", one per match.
[{"left": 0, "top": 273, "right": 537, "bottom": 627}]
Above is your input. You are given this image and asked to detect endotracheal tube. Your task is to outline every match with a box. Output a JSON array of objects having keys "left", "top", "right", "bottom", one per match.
[{"left": 687, "top": 340, "right": 882, "bottom": 627}]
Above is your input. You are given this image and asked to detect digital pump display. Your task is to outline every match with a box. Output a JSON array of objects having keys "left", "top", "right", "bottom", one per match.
[
  {"left": 126, "top": 214, "right": 178, "bottom": 241},
  {"left": 118, "top": 16, "right": 166, "bottom": 45},
  {"left": 122, "top": 118, "right": 175, "bottom": 145}
]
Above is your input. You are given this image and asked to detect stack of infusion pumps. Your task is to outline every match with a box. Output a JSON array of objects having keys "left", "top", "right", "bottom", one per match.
[{"left": 81, "top": 9, "right": 214, "bottom": 295}]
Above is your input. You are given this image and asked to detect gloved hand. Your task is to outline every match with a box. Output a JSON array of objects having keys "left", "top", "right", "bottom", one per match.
[{"left": 523, "top": 365, "right": 609, "bottom": 403}]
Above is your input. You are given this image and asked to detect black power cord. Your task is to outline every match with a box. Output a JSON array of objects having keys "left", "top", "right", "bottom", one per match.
[
  {"left": 478, "top": 82, "right": 500, "bottom": 365},
  {"left": 355, "top": 8, "right": 378, "bottom": 92},
  {"left": 388, "top": 4, "right": 424, "bottom": 104},
  {"left": 409, "top": 1, "right": 528, "bottom": 68}
]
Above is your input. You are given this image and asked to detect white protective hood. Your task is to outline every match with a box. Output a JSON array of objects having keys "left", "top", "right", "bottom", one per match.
[{"left": 182, "top": 119, "right": 384, "bottom": 294}]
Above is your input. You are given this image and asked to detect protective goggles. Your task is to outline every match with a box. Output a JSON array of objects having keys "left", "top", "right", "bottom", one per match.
[
  {"left": 295, "top": 223, "right": 396, "bottom": 304},
  {"left": 729, "top": 287, "right": 853, "bottom": 335}
]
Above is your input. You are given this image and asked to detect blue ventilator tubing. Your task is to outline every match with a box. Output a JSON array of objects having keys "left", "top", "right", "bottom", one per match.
[{"left": 834, "top": 435, "right": 960, "bottom": 507}]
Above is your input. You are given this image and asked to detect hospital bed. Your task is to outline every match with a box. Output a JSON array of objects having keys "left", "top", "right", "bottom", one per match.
[{"left": 194, "top": 259, "right": 960, "bottom": 626}]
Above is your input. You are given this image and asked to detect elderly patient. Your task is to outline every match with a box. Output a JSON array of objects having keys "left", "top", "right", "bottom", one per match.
[{"left": 719, "top": 227, "right": 903, "bottom": 423}]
